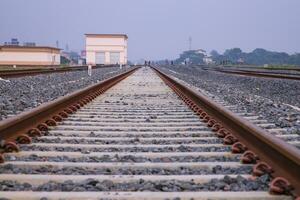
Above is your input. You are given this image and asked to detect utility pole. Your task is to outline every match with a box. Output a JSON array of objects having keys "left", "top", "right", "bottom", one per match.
[
  {"left": 188, "top": 36, "right": 192, "bottom": 51},
  {"left": 56, "top": 40, "right": 59, "bottom": 48}
]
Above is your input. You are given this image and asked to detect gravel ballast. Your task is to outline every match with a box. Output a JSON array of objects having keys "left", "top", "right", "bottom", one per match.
[
  {"left": 50, "top": 132, "right": 215, "bottom": 138},
  {"left": 158, "top": 65, "right": 300, "bottom": 134},
  {"left": 0, "top": 164, "right": 252, "bottom": 175},
  {"left": 4, "top": 154, "right": 239, "bottom": 162},
  {"left": 0, "top": 66, "right": 129, "bottom": 120},
  {"left": 0, "top": 175, "right": 270, "bottom": 191},
  {"left": 32, "top": 137, "right": 223, "bottom": 145},
  {"left": 19, "top": 145, "right": 231, "bottom": 152}
]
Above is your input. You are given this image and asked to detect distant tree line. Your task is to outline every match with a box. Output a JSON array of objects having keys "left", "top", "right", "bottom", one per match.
[
  {"left": 175, "top": 50, "right": 205, "bottom": 64},
  {"left": 171, "top": 48, "right": 300, "bottom": 66},
  {"left": 211, "top": 48, "right": 300, "bottom": 66}
]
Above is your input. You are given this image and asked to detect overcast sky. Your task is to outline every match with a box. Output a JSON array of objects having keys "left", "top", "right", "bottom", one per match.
[{"left": 1, "top": 0, "right": 300, "bottom": 61}]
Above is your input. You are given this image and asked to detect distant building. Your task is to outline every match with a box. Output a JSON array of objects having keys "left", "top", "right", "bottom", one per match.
[
  {"left": 203, "top": 56, "right": 214, "bottom": 64},
  {"left": 4, "top": 38, "right": 20, "bottom": 46},
  {"left": 0, "top": 46, "right": 60, "bottom": 66},
  {"left": 23, "top": 42, "right": 36, "bottom": 47},
  {"left": 85, "top": 34, "right": 128, "bottom": 65},
  {"left": 80, "top": 50, "right": 86, "bottom": 59},
  {"left": 237, "top": 58, "right": 244, "bottom": 64},
  {"left": 195, "top": 49, "right": 207, "bottom": 55}
]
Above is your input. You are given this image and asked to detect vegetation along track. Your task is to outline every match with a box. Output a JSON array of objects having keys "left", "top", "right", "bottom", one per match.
[{"left": 0, "top": 66, "right": 299, "bottom": 199}]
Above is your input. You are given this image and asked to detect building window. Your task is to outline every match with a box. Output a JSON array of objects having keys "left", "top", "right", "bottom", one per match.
[
  {"left": 110, "top": 52, "right": 120, "bottom": 64},
  {"left": 95, "top": 52, "right": 105, "bottom": 64}
]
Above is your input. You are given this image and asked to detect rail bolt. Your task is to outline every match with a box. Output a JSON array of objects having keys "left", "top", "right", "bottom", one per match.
[
  {"left": 83, "top": 98, "right": 90, "bottom": 103},
  {"left": 252, "top": 162, "right": 273, "bottom": 176},
  {"left": 37, "top": 123, "right": 49, "bottom": 132},
  {"left": 82, "top": 99, "right": 89, "bottom": 104},
  {"left": 16, "top": 134, "right": 32, "bottom": 144},
  {"left": 45, "top": 119, "right": 57, "bottom": 126},
  {"left": 74, "top": 104, "right": 81, "bottom": 109},
  {"left": 212, "top": 123, "right": 222, "bottom": 132},
  {"left": 87, "top": 96, "right": 93, "bottom": 101},
  {"left": 27, "top": 128, "right": 42, "bottom": 137},
  {"left": 64, "top": 108, "right": 73, "bottom": 114},
  {"left": 216, "top": 128, "right": 230, "bottom": 138},
  {"left": 223, "top": 134, "right": 238, "bottom": 145},
  {"left": 231, "top": 142, "right": 247, "bottom": 154},
  {"left": 196, "top": 109, "right": 203, "bottom": 115},
  {"left": 203, "top": 116, "right": 210, "bottom": 123},
  {"left": 78, "top": 101, "right": 85, "bottom": 106},
  {"left": 189, "top": 102, "right": 195, "bottom": 107},
  {"left": 4, "top": 142, "right": 19, "bottom": 153},
  {"left": 269, "top": 177, "right": 292, "bottom": 195},
  {"left": 59, "top": 111, "right": 68, "bottom": 118},
  {"left": 241, "top": 150, "right": 259, "bottom": 164},
  {"left": 199, "top": 112, "right": 207, "bottom": 119},
  {"left": 207, "top": 119, "right": 216, "bottom": 127},
  {"left": 0, "top": 154, "right": 4, "bottom": 163},
  {"left": 69, "top": 106, "right": 77, "bottom": 112},
  {"left": 52, "top": 115, "right": 63, "bottom": 122}
]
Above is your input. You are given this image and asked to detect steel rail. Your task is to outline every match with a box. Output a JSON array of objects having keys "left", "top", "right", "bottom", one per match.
[
  {"left": 211, "top": 68, "right": 300, "bottom": 81},
  {"left": 0, "top": 67, "right": 139, "bottom": 143},
  {"left": 152, "top": 67, "right": 300, "bottom": 196},
  {"left": 0, "top": 65, "right": 117, "bottom": 78}
]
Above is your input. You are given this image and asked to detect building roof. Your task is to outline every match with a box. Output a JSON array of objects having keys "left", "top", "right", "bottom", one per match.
[
  {"left": 0, "top": 45, "right": 61, "bottom": 52},
  {"left": 85, "top": 34, "right": 128, "bottom": 39}
]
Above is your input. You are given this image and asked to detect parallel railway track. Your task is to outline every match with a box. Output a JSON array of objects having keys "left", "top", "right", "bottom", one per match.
[
  {"left": 202, "top": 68, "right": 300, "bottom": 81},
  {"left": 0, "top": 65, "right": 117, "bottom": 78},
  {"left": 0, "top": 66, "right": 299, "bottom": 199}
]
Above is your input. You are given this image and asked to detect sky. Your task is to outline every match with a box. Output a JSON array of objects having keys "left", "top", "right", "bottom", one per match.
[{"left": 0, "top": 0, "right": 300, "bottom": 61}]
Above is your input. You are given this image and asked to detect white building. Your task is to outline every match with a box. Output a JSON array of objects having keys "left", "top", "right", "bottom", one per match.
[
  {"left": 85, "top": 34, "right": 128, "bottom": 65},
  {"left": 0, "top": 46, "right": 60, "bottom": 66},
  {"left": 203, "top": 56, "right": 214, "bottom": 64}
]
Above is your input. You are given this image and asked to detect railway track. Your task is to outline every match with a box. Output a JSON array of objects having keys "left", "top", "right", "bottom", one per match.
[
  {"left": 202, "top": 67, "right": 300, "bottom": 81},
  {"left": 0, "top": 65, "right": 117, "bottom": 78},
  {"left": 0, "top": 67, "right": 299, "bottom": 199},
  {"left": 165, "top": 74, "right": 300, "bottom": 149}
]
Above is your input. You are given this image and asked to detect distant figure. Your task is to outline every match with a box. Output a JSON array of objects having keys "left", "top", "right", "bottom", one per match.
[
  {"left": 184, "top": 60, "right": 187, "bottom": 65},
  {"left": 145, "top": 61, "right": 147, "bottom": 66},
  {"left": 171, "top": 61, "right": 174, "bottom": 65}
]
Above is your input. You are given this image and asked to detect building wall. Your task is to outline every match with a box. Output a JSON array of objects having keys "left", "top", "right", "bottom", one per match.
[
  {"left": 0, "top": 50, "right": 60, "bottom": 65},
  {"left": 86, "top": 35, "right": 127, "bottom": 65}
]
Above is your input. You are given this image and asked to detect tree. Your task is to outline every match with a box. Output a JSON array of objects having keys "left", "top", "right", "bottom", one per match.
[
  {"left": 210, "top": 50, "right": 220, "bottom": 58},
  {"left": 175, "top": 50, "right": 205, "bottom": 64}
]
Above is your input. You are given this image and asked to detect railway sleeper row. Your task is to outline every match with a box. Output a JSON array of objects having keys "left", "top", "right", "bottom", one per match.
[{"left": 0, "top": 67, "right": 298, "bottom": 199}]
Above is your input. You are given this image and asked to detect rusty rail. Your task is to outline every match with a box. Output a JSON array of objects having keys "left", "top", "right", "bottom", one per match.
[
  {"left": 152, "top": 67, "right": 300, "bottom": 197},
  {"left": 0, "top": 65, "right": 117, "bottom": 78},
  {"left": 210, "top": 68, "right": 300, "bottom": 81},
  {"left": 0, "top": 67, "right": 138, "bottom": 145}
]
